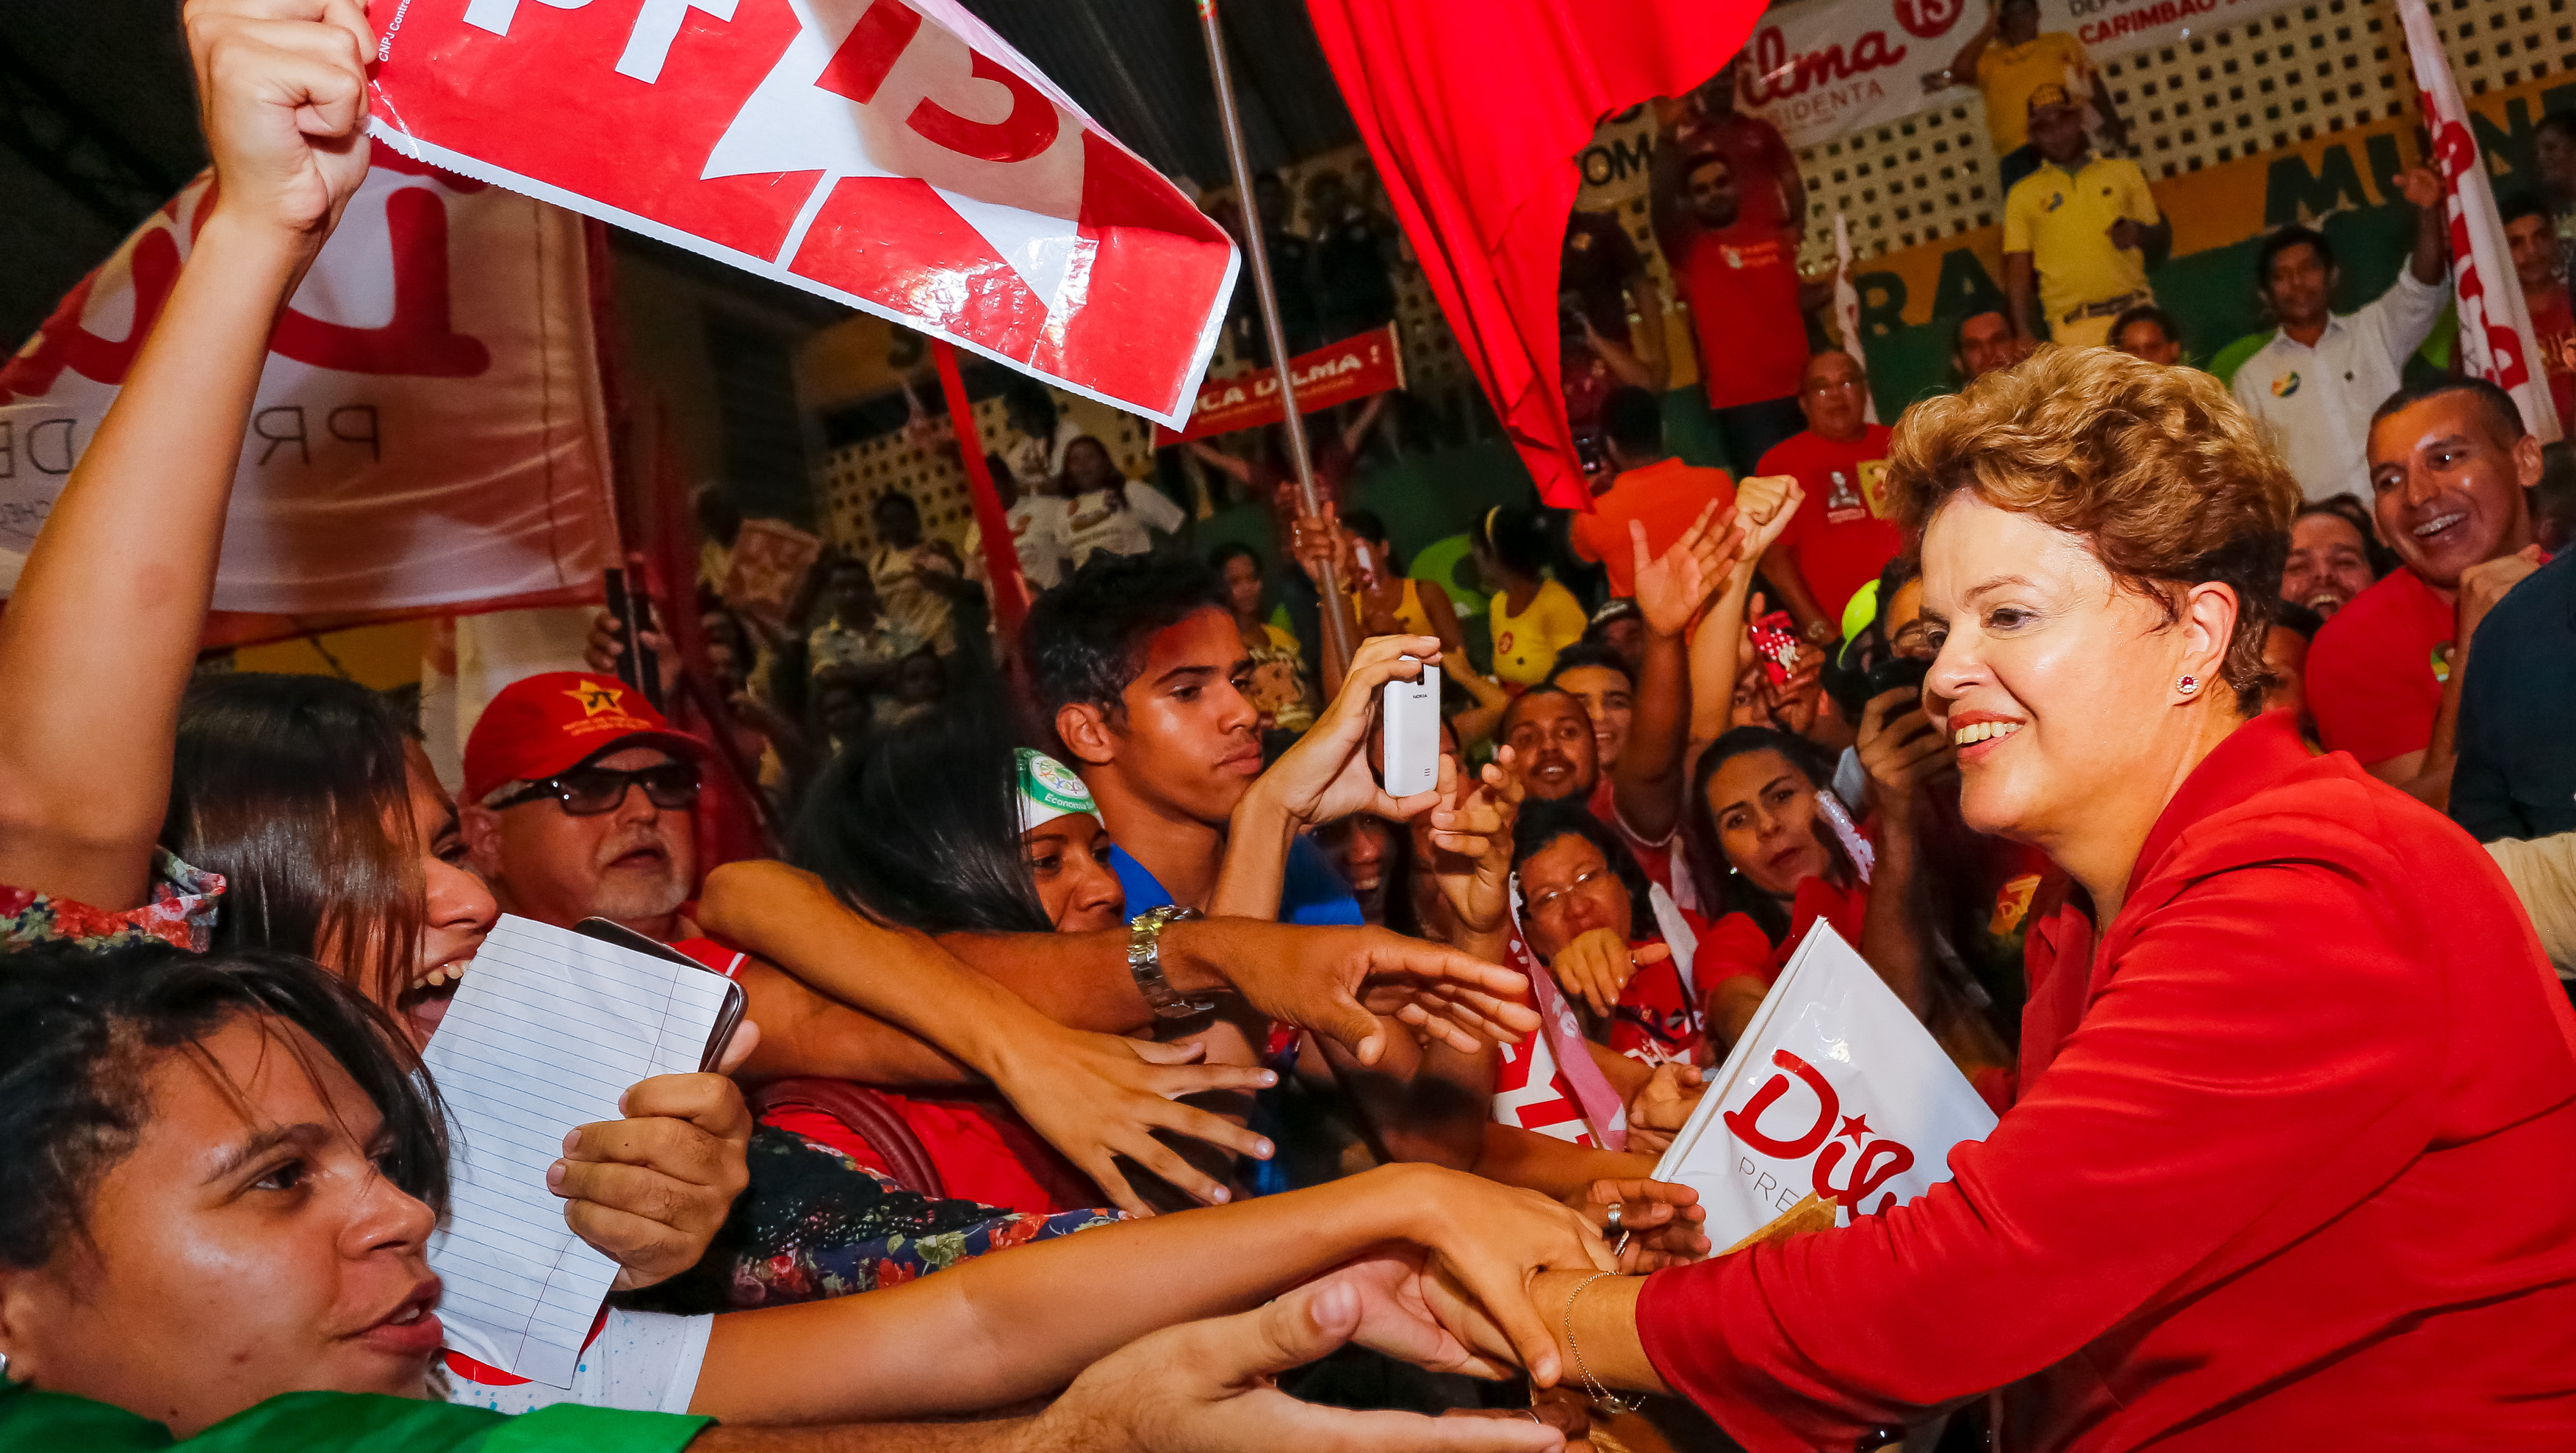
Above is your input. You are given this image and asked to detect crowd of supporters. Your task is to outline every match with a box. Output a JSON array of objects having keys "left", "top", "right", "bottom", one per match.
[{"left": 6, "top": 4, "right": 2576, "bottom": 1453}]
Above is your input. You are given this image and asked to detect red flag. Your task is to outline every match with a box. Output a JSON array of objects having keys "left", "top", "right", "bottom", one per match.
[
  {"left": 364, "top": 0, "right": 1238, "bottom": 428},
  {"left": 1304, "top": 0, "right": 1762, "bottom": 508}
]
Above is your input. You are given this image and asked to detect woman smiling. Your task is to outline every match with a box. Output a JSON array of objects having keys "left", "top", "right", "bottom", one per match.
[{"left": 1510, "top": 348, "right": 2576, "bottom": 1449}]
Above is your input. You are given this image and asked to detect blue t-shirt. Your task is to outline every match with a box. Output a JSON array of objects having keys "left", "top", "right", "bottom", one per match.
[
  {"left": 1109, "top": 835, "right": 1363, "bottom": 926},
  {"left": 1109, "top": 834, "right": 1359, "bottom": 1200}
]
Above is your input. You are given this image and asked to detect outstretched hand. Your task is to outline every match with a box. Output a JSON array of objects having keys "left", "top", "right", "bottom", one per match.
[
  {"left": 1426, "top": 748, "right": 1527, "bottom": 944},
  {"left": 1035, "top": 1273, "right": 1565, "bottom": 1453},
  {"left": 1198, "top": 920, "right": 1542, "bottom": 1067},
  {"left": 1572, "top": 1178, "right": 1712, "bottom": 1273},
  {"left": 1630, "top": 500, "right": 1745, "bottom": 637},
  {"left": 1550, "top": 928, "right": 1669, "bottom": 1020},
  {"left": 990, "top": 1027, "right": 1279, "bottom": 1216},
  {"left": 1622, "top": 1061, "right": 1705, "bottom": 1159},
  {"left": 187, "top": 0, "right": 375, "bottom": 244}
]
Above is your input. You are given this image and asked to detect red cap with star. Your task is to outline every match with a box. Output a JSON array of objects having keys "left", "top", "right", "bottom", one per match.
[{"left": 463, "top": 672, "right": 705, "bottom": 804}]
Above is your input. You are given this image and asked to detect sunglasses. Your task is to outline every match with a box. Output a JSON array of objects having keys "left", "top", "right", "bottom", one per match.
[{"left": 493, "top": 761, "right": 701, "bottom": 816}]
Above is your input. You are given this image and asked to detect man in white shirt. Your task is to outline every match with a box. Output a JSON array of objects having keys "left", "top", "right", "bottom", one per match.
[{"left": 2231, "top": 168, "right": 2449, "bottom": 503}]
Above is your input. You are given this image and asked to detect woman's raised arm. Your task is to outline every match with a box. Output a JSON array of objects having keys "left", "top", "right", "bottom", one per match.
[{"left": 0, "top": 0, "right": 372, "bottom": 909}]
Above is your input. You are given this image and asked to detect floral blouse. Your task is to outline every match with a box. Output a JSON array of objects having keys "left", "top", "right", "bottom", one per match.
[
  {"left": 630, "top": 1128, "right": 1120, "bottom": 1313},
  {"left": 0, "top": 849, "right": 224, "bottom": 954}
]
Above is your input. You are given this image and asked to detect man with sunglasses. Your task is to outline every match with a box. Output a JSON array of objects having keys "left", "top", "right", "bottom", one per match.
[{"left": 463, "top": 672, "right": 708, "bottom": 943}]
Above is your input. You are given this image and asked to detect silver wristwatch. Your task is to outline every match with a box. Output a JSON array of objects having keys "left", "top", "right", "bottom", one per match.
[{"left": 1128, "top": 904, "right": 1217, "bottom": 1020}]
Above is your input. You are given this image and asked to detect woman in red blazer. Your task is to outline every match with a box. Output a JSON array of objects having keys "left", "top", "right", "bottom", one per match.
[{"left": 1523, "top": 353, "right": 2576, "bottom": 1450}]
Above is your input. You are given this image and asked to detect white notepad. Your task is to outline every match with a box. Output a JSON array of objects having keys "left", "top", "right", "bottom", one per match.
[{"left": 421, "top": 914, "right": 740, "bottom": 1387}]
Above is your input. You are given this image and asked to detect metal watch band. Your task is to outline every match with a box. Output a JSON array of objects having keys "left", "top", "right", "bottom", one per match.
[{"left": 1128, "top": 904, "right": 1216, "bottom": 1020}]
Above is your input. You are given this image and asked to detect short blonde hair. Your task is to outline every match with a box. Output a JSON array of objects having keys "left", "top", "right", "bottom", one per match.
[{"left": 1886, "top": 346, "right": 2300, "bottom": 713}]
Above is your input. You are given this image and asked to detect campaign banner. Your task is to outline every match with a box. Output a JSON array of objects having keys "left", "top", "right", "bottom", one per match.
[
  {"left": 1152, "top": 323, "right": 1406, "bottom": 445},
  {"left": 1654, "top": 924, "right": 1996, "bottom": 1246},
  {"left": 367, "top": 0, "right": 1238, "bottom": 429},
  {"left": 1736, "top": 0, "right": 2303, "bottom": 152},
  {"left": 2400, "top": 0, "right": 2562, "bottom": 441},
  {"left": 0, "top": 155, "right": 614, "bottom": 638}
]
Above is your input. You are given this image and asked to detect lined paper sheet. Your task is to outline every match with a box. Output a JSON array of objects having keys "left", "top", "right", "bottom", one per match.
[{"left": 422, "top": 914, "right": 738, "bottom": 1387}]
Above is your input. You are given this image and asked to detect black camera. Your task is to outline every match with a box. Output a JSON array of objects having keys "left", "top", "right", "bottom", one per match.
[{"left": 1824, "top": 651, "right": 1931, "bottom": 721}]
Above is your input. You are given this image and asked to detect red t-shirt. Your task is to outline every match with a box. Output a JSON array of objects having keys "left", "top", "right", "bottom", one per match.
[
  {"left": 2533, "top": 288, "right": 2576, "bottom": 432},
  {"left": 672, "top": 938, "right": 1101, "bottom": 1216},
  {"left": 1672, "top": 226, "right": 1808, "bottom": 411},
  {"left": 1586, "top": 776, "right": 1677, "bottom": 895},
  {"left": 1569, "top": 458, "right": 1738, "bottom": 599},
  {"left": 1690, "top": 875, "right": 1869, "bottom": 995},
  {"left": 1758, "top": 425, "right": 1902, "bottom": 625},
  {"left": 2304, "top": 565, "right": 2452, "bottom": 767}
]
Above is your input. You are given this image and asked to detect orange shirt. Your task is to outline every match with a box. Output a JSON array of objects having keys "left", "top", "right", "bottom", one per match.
[
  {"left": 1635, "top": 716, "right": 2576, "bottom": 1449},
  {"left": 1569, "top": 458, "right": 1736, "bottom": 599}
]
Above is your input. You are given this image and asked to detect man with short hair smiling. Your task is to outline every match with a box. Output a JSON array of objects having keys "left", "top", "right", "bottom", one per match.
[
  {"left": 2231, "top": 174, "right": 2448, "bottom": 503},
  {"left": 2502, "top": 192, "right": 2576, "bottom": 428},
  {"left": 2306, "top": 378, "right": 2547, "bottom": 807},
  {"left": 461, "top": 671, "right": 705, "bottom": 942}
]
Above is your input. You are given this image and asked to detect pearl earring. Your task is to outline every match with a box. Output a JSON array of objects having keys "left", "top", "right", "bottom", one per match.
[{"left": 2176, "top": 674, "right": 2201, "bottom": 696}]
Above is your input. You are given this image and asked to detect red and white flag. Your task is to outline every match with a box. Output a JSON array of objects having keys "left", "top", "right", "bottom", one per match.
[
  {"left": 0, "top": 155, "right": 614, "bottom": 643},
  {"left": 2397, "top": 0, "right": 2563, "bottom": 442},
  {"left": 366, "top": 0, "right": 1238, "bottom": 428},
  {"left": 1654, "top": 924, "right": 1995, "bottom": 1246}
]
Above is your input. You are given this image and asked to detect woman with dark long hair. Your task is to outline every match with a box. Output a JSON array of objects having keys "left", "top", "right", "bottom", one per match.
[{"left": 1677, "top": 726, "right": 1868, "bottom": 1048}]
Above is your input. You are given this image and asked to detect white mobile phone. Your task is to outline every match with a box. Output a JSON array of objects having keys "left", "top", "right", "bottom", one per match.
[{"left": 1380, "top": 660, "right": 1442, "bottom": 796}]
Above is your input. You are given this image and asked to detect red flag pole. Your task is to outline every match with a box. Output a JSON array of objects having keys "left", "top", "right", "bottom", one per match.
[
  {"left": 932, "top": 340, "right": 1033, "bottom": 636},
  {"left": 1196, "top": 0, "right": 1356, "bottom": 674}
]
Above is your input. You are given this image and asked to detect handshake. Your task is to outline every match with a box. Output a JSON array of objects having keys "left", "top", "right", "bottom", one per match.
[{"left": 1032, "top": 1164, "right": 1708, "bottom": 1453}]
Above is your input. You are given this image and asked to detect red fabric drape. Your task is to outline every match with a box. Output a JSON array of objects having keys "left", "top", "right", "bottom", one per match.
[{"left": 1302, "top": 0, "right": 1761, "bottom": 508}]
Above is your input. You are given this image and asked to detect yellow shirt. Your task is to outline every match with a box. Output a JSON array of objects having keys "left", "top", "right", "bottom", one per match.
[
  {"left": 1488, "top": 580, "right": 1589, "bottom": 686},
  {"left": 2002, "top": 155, "right": 2158, "bottom": 337},
  {"left": 1976, "top": 32, "right": 2091, "bottom": 153},
  {"left": 1349, "top": 578, "right": 1436, "bottom": 641}
]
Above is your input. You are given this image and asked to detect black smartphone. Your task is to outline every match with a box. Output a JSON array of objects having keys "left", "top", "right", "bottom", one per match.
[{"left": 602, "top": 566, "right": 663, "bottom": 713}]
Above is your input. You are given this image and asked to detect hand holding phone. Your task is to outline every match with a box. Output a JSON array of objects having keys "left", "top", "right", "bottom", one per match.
[
  {"left": 1749, "top": 611, "right": 1801, "bottom": 689},
  {"left": 1378, "top": 659, "right": 1442, "bottom": 797}
]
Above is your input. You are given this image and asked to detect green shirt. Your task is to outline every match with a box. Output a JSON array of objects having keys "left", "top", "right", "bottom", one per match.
[{"left": 0, "top": 1382, "right": 707, "bottom": 1453}]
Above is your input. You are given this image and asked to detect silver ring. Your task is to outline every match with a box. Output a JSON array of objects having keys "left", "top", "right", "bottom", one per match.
[
  {"left": 1523, "top": 1409, "right": 1546, "bottom": 1427},
  {"left": 1604, "top": 1203, "right": 1625, "bottom": 1234}
]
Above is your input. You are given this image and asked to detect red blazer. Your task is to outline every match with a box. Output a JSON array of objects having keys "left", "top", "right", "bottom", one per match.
[{"left": 1636, "top": 715, "right": 2576, "bottom": 1451}]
